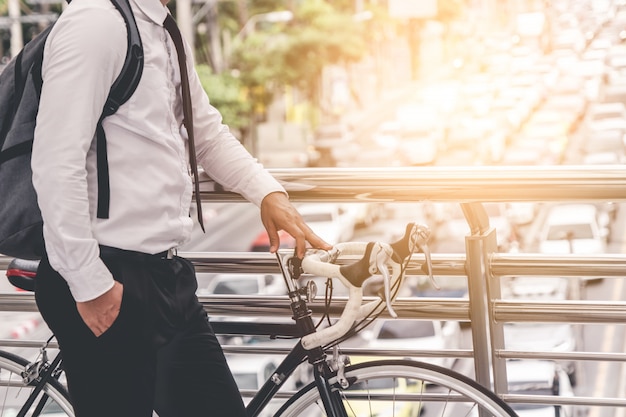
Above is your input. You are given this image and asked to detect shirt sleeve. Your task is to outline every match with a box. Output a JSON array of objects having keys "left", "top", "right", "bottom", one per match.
[
  {"left": 31, "top": 6, "right": 127, "bottom": 302},
  {"left": 185, "top": 49, "right": 286, "bottom": 206}
]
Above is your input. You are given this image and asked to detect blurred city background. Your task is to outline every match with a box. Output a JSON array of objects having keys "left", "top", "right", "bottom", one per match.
[
  {"left": 3, "top": 0, "right": 622, "bottom": 170},
  {"left": 2, "top": 1, "right": 626, "bottom": 416}
]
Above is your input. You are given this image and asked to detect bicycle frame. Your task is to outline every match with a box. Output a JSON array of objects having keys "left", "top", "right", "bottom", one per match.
[
  {"left": 219, "top": 250, "right": 352, "bottom": 417},
  {"left": 3, "top": 224, "right": 521, "bottom": 417},
  {"left": 15, "top": 345, "right": 66, "bottom": 417}
]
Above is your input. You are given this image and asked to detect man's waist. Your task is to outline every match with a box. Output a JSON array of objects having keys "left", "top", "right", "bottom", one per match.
[{"left": 99, "top": 245, "right": 178, "bottom": 260}]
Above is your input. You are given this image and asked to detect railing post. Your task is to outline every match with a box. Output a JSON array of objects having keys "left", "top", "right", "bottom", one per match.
[
  {"left": 466, "top": 233, "right": 493, "bottom": 390},
  {"left": 462, "top": 202, "right": 508, "bottom": 398}
]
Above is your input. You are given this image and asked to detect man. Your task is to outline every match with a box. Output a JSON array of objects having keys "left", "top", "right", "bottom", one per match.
[{"left": 30, "top": 0, "right": 331, "bottom": 415}]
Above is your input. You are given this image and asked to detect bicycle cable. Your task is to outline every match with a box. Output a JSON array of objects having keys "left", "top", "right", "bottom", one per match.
[{"left": 322, "top": 244, "right": 415, "bottom": 350}]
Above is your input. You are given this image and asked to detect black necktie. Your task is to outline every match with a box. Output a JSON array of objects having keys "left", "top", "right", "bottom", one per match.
[{"left": 163, "top": 14, "right": 205, "bottom": 232}]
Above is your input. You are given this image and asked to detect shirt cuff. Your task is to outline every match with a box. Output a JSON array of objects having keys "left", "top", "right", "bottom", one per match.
[
  {"left": 58, "top": 258, "right": 115, "bottom": 302},
  {"left": 241, "top": 172, "right": 287, "bottom": 207}
]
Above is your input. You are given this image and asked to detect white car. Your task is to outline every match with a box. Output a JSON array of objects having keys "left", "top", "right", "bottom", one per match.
[
  {"left": 340, "top": 202, "right": 385, "bottom": 229},
  {"left": 584, "top": 102, "right": 626, "bottom": 133},
  {"left": 538, "top": 203, "right": 609, "bottom": 255},
  {"left": 433, "top": 203, "right": 514, "bottom": 252},
  {"left": 506, "top": 202, "right": 538, "bottom": 227},
  {"left": 506, "top": 360, "right": 577, "bottom": 417},
  {"left": 501, "top": 275, "right": 580, "bottom": 385},
  {"left": 503, "top": 321, "right": 579, "bottom": 386},
  {"left": 226, "top": 354, "right": 299, "bottom": 417},
  {"left": 361, "top": 319, "right": 461, "bottom": 369},
  {"left": 296, "top": 203, "right": 356, "bottom": 245},
  {"left": 198, "top": 273, "right": 286, "bottom": 296}
]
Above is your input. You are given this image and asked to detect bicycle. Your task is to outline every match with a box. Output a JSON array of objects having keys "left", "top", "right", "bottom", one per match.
[{"left": 1, "top": 223, "right": 519, "bottom": 417}]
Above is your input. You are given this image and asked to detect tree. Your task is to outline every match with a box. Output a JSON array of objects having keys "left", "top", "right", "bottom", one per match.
[
  {"left": 195, "top": 64, "right": 251, "bottom": 138},
  {"left": 229, "top": 0, "right": 368, "bottom": 126}
]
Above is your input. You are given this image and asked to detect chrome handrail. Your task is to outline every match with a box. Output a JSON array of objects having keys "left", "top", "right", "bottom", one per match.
[{"left": 1, "top": 165, "right": 625, "bottom": 414}]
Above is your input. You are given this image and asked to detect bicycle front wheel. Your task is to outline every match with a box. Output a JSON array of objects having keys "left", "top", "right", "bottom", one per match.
[
  {"left": 275, "top": 359, "right": 517, "bottom": 417},
  {"left": 0, "top": 350, "right": 74, "bottom": 417}
]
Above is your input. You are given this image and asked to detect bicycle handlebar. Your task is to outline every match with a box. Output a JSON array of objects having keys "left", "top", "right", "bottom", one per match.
[{"left": 293, "top": 222, "right": 432, "bottom": 350}]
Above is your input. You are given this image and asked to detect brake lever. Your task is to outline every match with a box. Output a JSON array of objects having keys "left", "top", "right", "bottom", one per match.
[
  {"left": 373, "top": 243, "right": 398, "bottom": 318},
  {"left": 409, "top": 224, "right": 439, "bottom": 291}
]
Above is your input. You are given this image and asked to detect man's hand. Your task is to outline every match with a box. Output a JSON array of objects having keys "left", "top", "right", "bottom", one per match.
[
  {"left": 260, "top": 192, "right": 332, "bottom": 258},
  {"left": 76, "top": 281, "right": 123, "bottom": 337}
]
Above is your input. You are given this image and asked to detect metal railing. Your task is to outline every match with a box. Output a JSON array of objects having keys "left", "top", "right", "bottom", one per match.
[{"left": 1, "top": 165, "right": 625, "bottom": 415}]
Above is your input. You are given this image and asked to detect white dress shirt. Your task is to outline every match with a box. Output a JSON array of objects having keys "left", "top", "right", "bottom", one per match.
[{"left": 31, "top": 0, "right": 285, "bottom": 302}]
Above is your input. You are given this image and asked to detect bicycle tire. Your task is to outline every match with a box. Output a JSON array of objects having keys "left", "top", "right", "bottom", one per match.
[
  {"left": 274, "top": 359, "right": 518, "bottom": 417},
  {"left": 0, "top": 349, "right": 74, "bottom": 417}
]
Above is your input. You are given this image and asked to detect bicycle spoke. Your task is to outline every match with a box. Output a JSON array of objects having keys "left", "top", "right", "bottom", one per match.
[
  {"left": 0, "top": 351, "right": 73, "bottom": 417},
  {"left": 275, "top": 360, "right": 517, "bottom": 417}
]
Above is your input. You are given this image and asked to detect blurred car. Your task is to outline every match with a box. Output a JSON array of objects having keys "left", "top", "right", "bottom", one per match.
[
  {"left": 516, "top": 111, "right": 572, "bottom": 164},
  {"left": 501, "top": 143, "right": 555, "bottom": 166},
  {"left": 501, "top": 276, "right": 573, "bottom": 301},
  {"left": 506, "top": 202, "right": 538, "bottom": 227},
  {"left": 198, "top": 273, "right": 286, "bottom": 296},
  {"left": 226, "top": 354, "right": 298, "bottom": 417},
  {"left": 408, "top": 274, "right": 468, "bottom": 298},
  {"left": 538, "top": 203, "right": 609, "bottom": 255},
  {"left": 433, "top": 203, "right": 514, "bottom": 252},
  {"left": 586, "top": 127, "right": 626, "bottom": 152},
  {"left": 296, "top": 203, "right": 356, "bottom": 244},
  {"left": 542, "top": 94, "right": 587, "bottom": 129},
  {"left": 249, "top": 229, "right": 295, "bottom": 252},
  {"left": 501, "top": 274, "right": 580, "bottom": 385},
  {"left": 583, "top": 151, "right": 625, "bottom": 165},
  {"left": 600, "top": 83, "right": 626, "bottom": 108},
  {"left": 361, "top": 319, "right": 461, "bottom": 369},
  {"left": 506, "top": 360, "right": 576, "bottom": 417},
  {"left": 313, "top": 122, "right": 358, "bottom": 167},
  {"left": 580, "top": 128, "right": 626, "bottom": 164},
  {"left": 396, "top": 136, "right": 438, "bottom": 166},
  {"left": 503, "top": 323, "right": 579, "bottom": 387},
  {"left": 340, "top": 203, "right": 385, "bottom": 229},
  {"left": 584, "top": 102, "right": 626, "bottom": 133}
]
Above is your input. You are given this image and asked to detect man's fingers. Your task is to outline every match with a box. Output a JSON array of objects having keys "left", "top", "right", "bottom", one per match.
[
  {"left": 294, "top": 234, "right": 307, "bottom": 259},
  {"left": 268, "top": 232, "right": 280, "bottom": 253}
]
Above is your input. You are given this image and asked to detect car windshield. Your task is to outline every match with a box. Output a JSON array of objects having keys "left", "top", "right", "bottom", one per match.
[
  {"left": 377, "top": 321, "right": 435, "bottom": 339},
  {"left": 546, "top": 223, "right": 594, "bottom": 240}
]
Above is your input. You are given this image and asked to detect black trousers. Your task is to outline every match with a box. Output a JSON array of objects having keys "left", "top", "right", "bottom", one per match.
[{"left": 35, "top": 247, "right": 247, "bottom": 417}]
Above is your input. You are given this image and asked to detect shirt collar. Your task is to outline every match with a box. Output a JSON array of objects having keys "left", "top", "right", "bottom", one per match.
[{"left": 130, "top": 0, "right": 169, "bottom": 26}]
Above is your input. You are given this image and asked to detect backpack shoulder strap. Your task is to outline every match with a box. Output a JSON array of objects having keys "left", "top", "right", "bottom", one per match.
[
  {"left": 96, "top": 0, "right": 144, "bottom": 219},
  {"left": 103, "top": 0, "right": 143, "bottom": 116}
]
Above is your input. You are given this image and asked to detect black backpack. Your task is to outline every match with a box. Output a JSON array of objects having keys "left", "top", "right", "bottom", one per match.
[{"left": 0, "top": 0, "right": 143, "bottom": 260}]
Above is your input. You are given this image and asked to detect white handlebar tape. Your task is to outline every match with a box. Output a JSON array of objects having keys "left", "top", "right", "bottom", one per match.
[
  {"left": 298, "top": 244, "right": 407, "bottom": 350},
  {"left": 301, "top": 286, "right": 363, "bottom": 350}
]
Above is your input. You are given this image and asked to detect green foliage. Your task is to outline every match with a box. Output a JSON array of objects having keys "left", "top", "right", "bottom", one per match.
[
  {"left": 231, "top": 0, "right": 367, "bottom": 102},
  {"left": 195, "top": 64, "right": 251, "bottom": 132}
]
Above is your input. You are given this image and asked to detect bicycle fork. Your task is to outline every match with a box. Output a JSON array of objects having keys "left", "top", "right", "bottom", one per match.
[
  {"left": 312, "top": 360, "right": 349, "bottom": 417},
  {"left": 18, "top": 346, "right": 64, "bottom": 417},
  {"left": 307, "top": 345, "right": 350, "bottom": 417}
]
